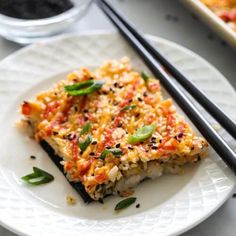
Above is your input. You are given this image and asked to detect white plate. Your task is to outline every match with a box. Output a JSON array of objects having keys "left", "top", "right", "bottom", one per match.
[
  {"left": 182, "top": 0, "right": 236, "bottom": 48},
  {"left": 0, "top": 31, "right": 235, "bottom": 236}
]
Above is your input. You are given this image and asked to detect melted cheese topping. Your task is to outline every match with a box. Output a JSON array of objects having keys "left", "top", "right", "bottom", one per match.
[{"left": 21, "top": 57, "right": 208, "bottom": 196}]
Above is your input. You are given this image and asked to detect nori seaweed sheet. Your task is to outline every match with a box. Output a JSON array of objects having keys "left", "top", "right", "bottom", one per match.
[{"left": 40, "top": 140, "right": 93, "bottom": 203}]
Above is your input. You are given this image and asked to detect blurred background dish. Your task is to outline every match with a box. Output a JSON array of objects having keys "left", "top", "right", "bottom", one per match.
[
  {"left": 182, "top": 0, "right": 236, "bottom": 48},
  {"left": 0, "top": 0, "right": 92, "bottom": 44}
]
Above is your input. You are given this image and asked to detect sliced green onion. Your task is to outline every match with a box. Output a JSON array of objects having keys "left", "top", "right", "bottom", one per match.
[
  {"left": 121, "top": 105, "right": 137, "bottom": 111},
  {"left": 21, "top": 167, "right": 54, "bottom": 186},
  {"left": 64, "top": 80, "right": 104, "bottom": 96},
  {"left": 78, "top": 122, "right": 92, "bottom": 153},
  {"left": 115, "top": 197, "right": 136, "bottom": 211},
  {"left": 128, "top": 125, "right": 156, "bottom": 144},
  {"left": 79, "top": 134, "right": 92, "bottom": 152},
  {"left": 79, "top": 122, "right": 91, "bottom": 136},
  {"left": 100, "top": 148, "right": 123, "bottom": 160},
  {"left": 141, "top": 71, "right": 149, "bottom": 82}
]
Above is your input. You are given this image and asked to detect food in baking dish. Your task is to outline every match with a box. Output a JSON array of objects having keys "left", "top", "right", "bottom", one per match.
[
  {"left": 201, "top": 0, "right": 236, "bottom": 31},
  {"left": 20, "top": 58, "right": 208, "bottom": 202}
]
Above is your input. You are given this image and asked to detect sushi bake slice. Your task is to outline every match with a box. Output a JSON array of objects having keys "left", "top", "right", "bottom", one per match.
[{"left": 19, "top": 57, "right": 208, "bottom": 202}]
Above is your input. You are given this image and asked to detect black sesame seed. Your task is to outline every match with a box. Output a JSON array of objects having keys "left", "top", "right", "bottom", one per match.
[
  {"left": 138, "top": 97, "right": 143, "bottom": 102},
  {"left": 136, "top": 204, "right": 140, "bottom": 208},
  {"left": 151, "top": 137, "right": 156, "bottom": 140},
  {"left": 113, "top": 102, "right": 119, "bottom": 106},
  {"left": 117, "top": 123, "right": 123, "bottom": 128},
  {"left": 128, "top": 99, "right": 133, "bottom": 103},
  {"left": 128, "top": 146, "right": 134, "bottom": 150},
  {"left": 191, "top": 146, "right": 194, "bottom": 150},
  {"left": 115, "top": 143, "right": 121, "bottom": 148},
  {"left": 232, "top": 193, "right": 236, "bottom": 198},
  {"left": 74, "top": 106, "right": 78, "bottom": 112},
  {"left": 135, "top": 113, "right": 140, "bottom": 118},
  {"left": 30, "top": 155, "right": 36, "bottom": 159},
  {"left": 92, "top": 141, "right": 97, "bottom": 145},
  {"left": 152, "top": 146, "right": 158, "bottom": 150},
  {"left": 53, "top": 131, "right": 59, "bottom": 135},
  {"left": 102, "top": 91, "right": 108, "bottom": 95},
  {"left": 118, "top": 85, "right": 123, "bottom": 89},
  {"left": 90, "top": 152, "right": 95, "bottom": 156},
  {"left": 83, "top": 109, "right": 88, "bottom": 113},
  {"left": 114, "top": 82, "right": 119, "bottom": 87},
  {"left": 84, "top": 117, "right": 89, "bottom": 121},
  {"left": 79, "top": 150, "right": 83, "bottom": 155},
  {"left": 67, "top": 133, "right": 75, "bottom": 140},
  {"left": 106, "top": 146, "right": 111, "bottom": 149},
  {"left": 109, "top": 88, "right": 115, "bottom": 93},
  {"left": 148, "top": 143, "right": 153, "bottom": 147},
  {"left": 98, "top": 198, "right": 104, "bottom": 204},
  {"left": 54, "top": 92, "right": 58, "bottom": 96},
  {"left": 159, "top": 140, "right": 162, "bottom": 143},
  {"left": 0, "top": 0, "right": 74, "bottom": 20},
  {"left": 143, "top": 92, "right": 148, "bottom": 97}
]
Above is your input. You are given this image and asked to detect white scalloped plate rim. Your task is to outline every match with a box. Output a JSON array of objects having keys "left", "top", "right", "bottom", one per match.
[{"left": 0, "top": 30, "right": 235, "bottom": 236}]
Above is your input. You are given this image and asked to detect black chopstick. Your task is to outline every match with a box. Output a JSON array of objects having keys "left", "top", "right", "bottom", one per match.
[
  {"left": 98, "top": 0, "right": 236, "bottom": 140},
  {"left": 96, "top": 0, "right": 236, "bottom": 173}
]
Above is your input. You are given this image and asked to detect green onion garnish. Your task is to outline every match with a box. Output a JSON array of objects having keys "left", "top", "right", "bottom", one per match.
[
  {"left": 21, "top": 167, "right": 54, "bottom": 185},
  {"left": 78, "top": 122, "right": 92, "bottom": 153},
  {"left": 64, "top": 80, "right": 104, "bottom": 96},
  {"left": 128, "top": 125, "right": 156, "bottom": 144},
  {"left": 100, "top": 148, "right": 123, "bottom": 160},
  {"left": 79, "top": 134, "right": 92, "bottom": 152},
  {"left": 141, "top": 71, "right": 149, "bottom": 82},
  {"left": 115, "top": 197, "right": 136, "bottom": 211},
  {"left": 121, "top": 105, "right": 137, "bottom": 111},
  {"left": 79, "top": 122, "right": 91, "bottom": 136}
]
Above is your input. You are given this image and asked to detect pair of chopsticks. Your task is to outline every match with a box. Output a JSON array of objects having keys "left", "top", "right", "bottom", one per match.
[{"left": 96, "top": 0, "right": 236, "bottom": 173}]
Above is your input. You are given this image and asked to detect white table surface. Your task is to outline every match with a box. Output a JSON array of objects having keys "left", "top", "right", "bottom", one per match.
[{"left": 0, "top": 0, "right": 235, "bottom": 235}]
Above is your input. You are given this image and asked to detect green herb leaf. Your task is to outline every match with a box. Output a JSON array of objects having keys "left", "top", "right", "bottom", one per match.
[
  {"left": 115, "top": 197, "right": 136, "bottom": 211},
  {"left": 121, "top": 105, "right": 137, "bottom": 111},
  {"left": 141, "top": 71, "right": 149, "bottom": 82},
  {"left": 21, "top": 167, "right": 54, "bottom": 185},
  {"left": 79, "top": 134, "right": 92, "bottom": 152},
  {"left": 78, "top": 122, "right": 92, "bottom": 152},
  {"left": 128, "top": 125, "right": 156, "bottom": 144},
  {"left": 79, "top": 122, "right": 91, "bottom": 136},
  {"left": 100, "top": 148, "right": 123, "bottom": 160},
  {"left": 64, "top": 80, "right": 104, "bottom": 96}
]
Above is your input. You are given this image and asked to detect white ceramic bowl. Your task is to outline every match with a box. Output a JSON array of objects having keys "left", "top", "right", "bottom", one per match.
[{"left": 0, "top": 0, "right": 92, "bottom": 44}]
